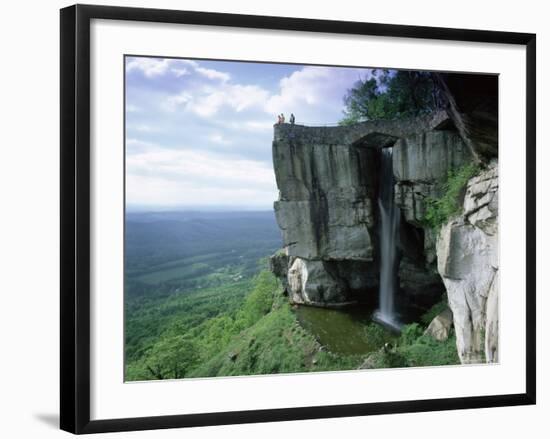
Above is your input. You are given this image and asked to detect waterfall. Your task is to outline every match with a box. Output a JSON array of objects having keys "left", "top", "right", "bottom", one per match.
[{"left": 375, "top": 147, "right": 401, "bottom": 330}]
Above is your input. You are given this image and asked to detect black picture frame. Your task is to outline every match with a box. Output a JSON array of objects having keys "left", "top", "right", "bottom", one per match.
[{"left": 60, "top": 4, "right": 536, "bottom": 434}]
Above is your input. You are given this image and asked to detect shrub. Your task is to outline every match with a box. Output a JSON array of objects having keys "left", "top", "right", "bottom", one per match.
[
  {"left": 399, "top": 333, "right": 460, "bottom": 367},
  {"left": 364, "top": 322, "right": 395, "bottom": 348},
  {"left": 423, "top": 163, "right": 480, "bottom": 230},
  {"left": 399, "top": 323, "right": 424, "bottom": 346}
]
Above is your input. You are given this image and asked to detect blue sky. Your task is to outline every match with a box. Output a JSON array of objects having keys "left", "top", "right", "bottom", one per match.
[{"left": 125, "top": 56, "right": 376, "bottom": 210}]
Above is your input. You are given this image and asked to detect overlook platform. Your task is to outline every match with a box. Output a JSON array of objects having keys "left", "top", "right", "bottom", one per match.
[{"left": 273, "top": 110, "right": 450, "bottom": 148}]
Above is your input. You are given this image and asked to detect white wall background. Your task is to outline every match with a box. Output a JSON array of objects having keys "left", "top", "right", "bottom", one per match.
[{"left": 0, "top": 0, "right": 546, "bottom": 437}]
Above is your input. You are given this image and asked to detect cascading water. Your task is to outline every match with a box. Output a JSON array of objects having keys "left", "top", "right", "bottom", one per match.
[{"left": 374, "top": 147, "right": 401, "bottom": 330}]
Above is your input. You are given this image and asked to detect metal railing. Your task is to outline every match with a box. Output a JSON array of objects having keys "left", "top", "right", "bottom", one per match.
[{"left": 275, "top": 121, "right": 342, "bottom": 127}]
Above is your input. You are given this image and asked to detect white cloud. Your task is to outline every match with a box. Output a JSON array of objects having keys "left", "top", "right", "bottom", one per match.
[
  {"left": 163, "top": 91, "right": 193, "bottom": 112},
  {"left": 126, "top": 144, "right": 277, "bottom": 207},
  {"left": 242, "top": 120, "right": 276, "bottom": 132},
  {"left": 195, "top": 66, "right": 230, "bottom": 82},
  {"left": 162, "top": 64, "right": 369, "bottom": 124},
  {"left": 126, "top": 58, "right": 173, "bottom": 78},
  {"left": 127, "top": 173, "right": 276, "bottom": 208},
  {"left": 165, "top": 83, "right": 269, "bottom": 117},
  {"left": 171, "top": 67, "right": 190, "bottom": 77},
  {"left": 264, "top": 66, "right": 368, "bottom": 123},
  {"left": 126, "top": 138, "right": 157, "bottom": 154},
  {"left": 126, "top": 57, "right": 230, "bottom": 82},
  {"left": 177, "top": 59, "right": 231, "bottom": 82},
  {"left": 217, "top": 119, "right": 275, "bottom": 132},
  {"left": 208, "top": 133, "right": 232, "bottom": 145},
  {"left": 192, "top": 84, "right": 269, "bottom": 116},
  {"left": 128, "top": 146, "right": 274, "bottom": 186},
  {"left": 266, "top": 66, "right": 329, "bottom": 110},
  {"left": 129, "top": 124, "right": 158, "bottom": 133}
]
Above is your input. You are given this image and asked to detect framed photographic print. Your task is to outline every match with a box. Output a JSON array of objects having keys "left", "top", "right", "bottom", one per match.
[{"left": 60, "top": 4, "right": 536, "bottom": 434}]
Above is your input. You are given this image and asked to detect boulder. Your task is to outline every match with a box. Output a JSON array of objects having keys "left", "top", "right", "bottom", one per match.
[
  {"left": 424, "top": 307, "right": 453, "bottom": 341},
  {"left": 269, "top": 249, "right": 289, "bottom": 279},
  {"left": 287, "top": 258, "right": 351, "bottom": 306},
  {"left": 269, "top": 249, "right": 291, "bottom": 293}
]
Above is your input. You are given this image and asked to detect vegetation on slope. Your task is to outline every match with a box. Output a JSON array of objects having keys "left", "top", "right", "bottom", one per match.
[
  {"left": 126, "top": 267, "right": 460, "bottom": 382},
  {"left": 125, "top": 270, "right": 364, "bottom": 381},
  {"left": 189, "top": 287, "right": 362, "bottom": 378},
  {"left": 361, "top": 298, "right": 460, "bottom": 369},
  {"left": 422, "top": 163, "right": 480, "bottom": 231}
]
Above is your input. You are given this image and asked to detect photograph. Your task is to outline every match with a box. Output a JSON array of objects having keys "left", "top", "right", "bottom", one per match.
[{"left": 123, "top": 56, "right": 499, "bottom": 382}]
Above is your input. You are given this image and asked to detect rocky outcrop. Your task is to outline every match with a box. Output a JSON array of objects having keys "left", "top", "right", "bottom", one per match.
[
  {"left": 271, "top": 114, "right": 453, "bottom": 306},
  {"left": 287, "top": 258, "right": 351, "bottom": 306},
  {"left": 435, "top": 73, "right": 498, "bottom": 162},
  {"left": 273, "top": 124, "right": 382, "bottom": 263},
  {"left": 436, "top": 162, "right": 498, "bottom": 363}
]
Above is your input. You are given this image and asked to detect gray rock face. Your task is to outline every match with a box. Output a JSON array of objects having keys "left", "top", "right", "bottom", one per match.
[
  {"left": 393, "top": 131, "right": 472, "bottom": 182},
  {"left": 436, "top": 162, "right": 498, "bottom": 363},
  {"left": 393, "top": 130, "right": 473, "bottom": 226},
  {"left": 273, "top": 139, "right": 376, "bottom": 261}
]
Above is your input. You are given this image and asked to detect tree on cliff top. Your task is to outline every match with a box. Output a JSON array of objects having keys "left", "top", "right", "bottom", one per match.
[{"left": 340, "top": 70, "right": 442, "bottom": 124}]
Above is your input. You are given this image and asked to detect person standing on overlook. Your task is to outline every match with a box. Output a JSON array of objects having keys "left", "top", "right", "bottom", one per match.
[
  {"left": 281, "top": 113, "right": 285, "bottom": 124},
  {"left": 290, "top": 113, "right": 295, "bottom": 125}
]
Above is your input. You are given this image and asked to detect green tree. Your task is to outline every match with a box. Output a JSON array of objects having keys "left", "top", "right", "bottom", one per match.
[
  {"left": 340, "top": 70, "right": 441, "bottom": 124},
  {"left": 144, "top": 335, "right": 199, "bottom": 380}
]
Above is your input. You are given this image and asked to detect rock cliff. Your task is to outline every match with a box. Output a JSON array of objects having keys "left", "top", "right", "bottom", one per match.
[
  {"left": 271, "top": 113, "right": 456, "bottom": 307},
  {"left": 436, "top": 162, "right": 499, "bottom": 363}
]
